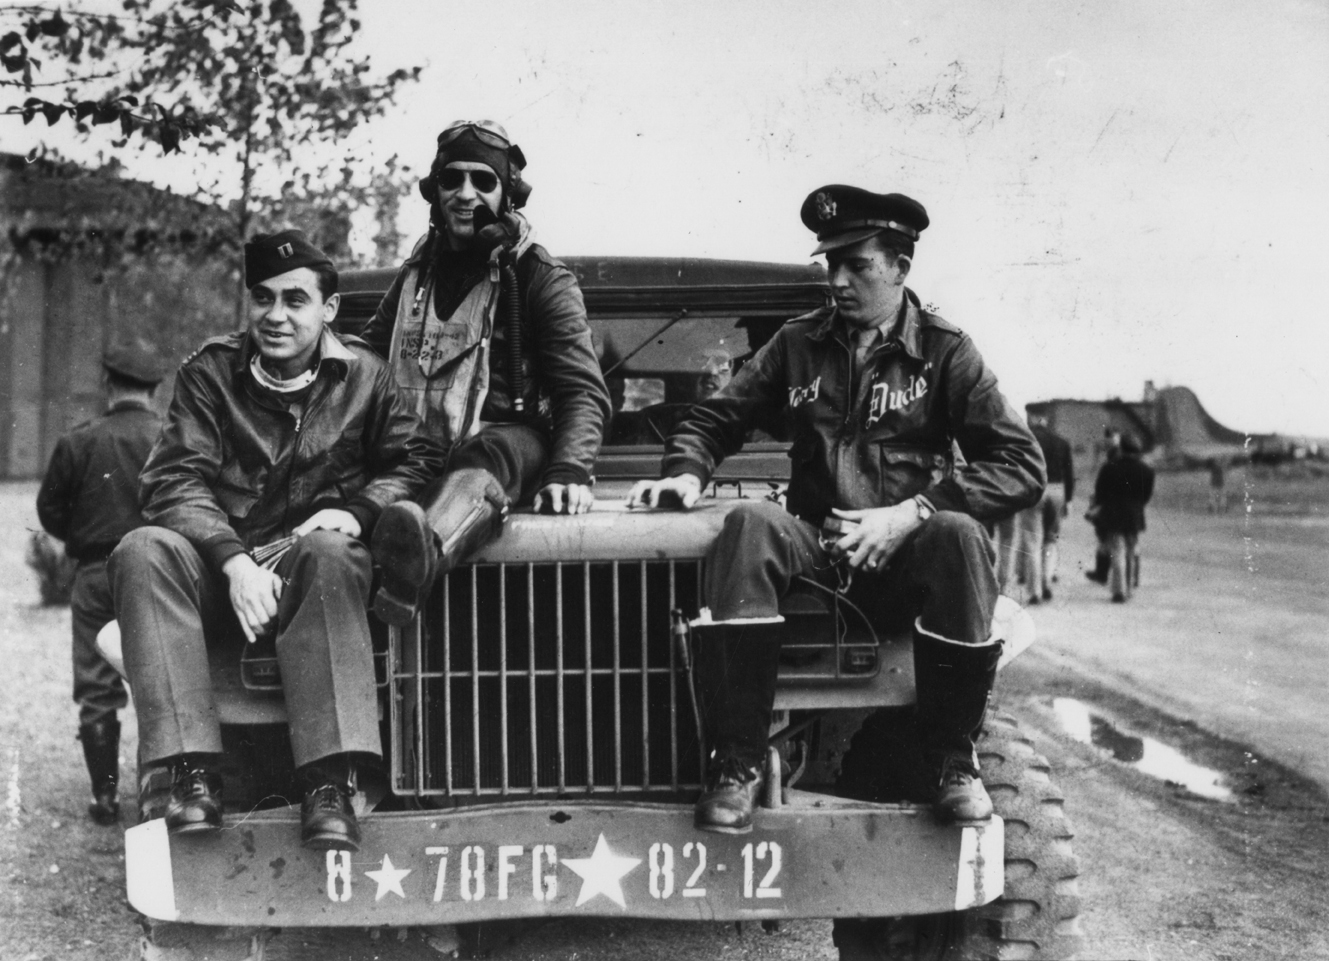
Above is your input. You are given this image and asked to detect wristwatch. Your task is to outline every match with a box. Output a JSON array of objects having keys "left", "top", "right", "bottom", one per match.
[{"left": 911, "top": 495, "right": 935, "bottom": 522}]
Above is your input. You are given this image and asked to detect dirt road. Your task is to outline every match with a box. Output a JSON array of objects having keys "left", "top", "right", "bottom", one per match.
[{"left": 2, "top": 472, "right": 1326, "bottom": 960}]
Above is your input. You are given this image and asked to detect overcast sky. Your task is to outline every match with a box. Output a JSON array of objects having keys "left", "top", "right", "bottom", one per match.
[{"left": 4, "top": 0, "right": 1327, "bottom": 437}]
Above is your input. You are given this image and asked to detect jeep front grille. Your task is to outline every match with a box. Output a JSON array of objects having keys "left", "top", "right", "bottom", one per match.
[{"left": 389, "top": 560, "right": 705, "bottom": 797}]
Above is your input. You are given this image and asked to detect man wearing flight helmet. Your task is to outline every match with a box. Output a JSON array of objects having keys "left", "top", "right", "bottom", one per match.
[{"left": 361, "top": 121, "right": 610, "bottom": 625}]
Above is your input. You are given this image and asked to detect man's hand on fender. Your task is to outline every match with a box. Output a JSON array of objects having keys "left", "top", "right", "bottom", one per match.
[
  {"left": 830, "top": 502, "right": 923, "bottom": 572},
  {"left": 626, "top": 474, "right": 703, "bottom": 510},
  {"left": 222, "top": 553, "right": 284, "bottom": 644},
  {"left": 294, "top": 509, "right": 362, "bottom": 539},
  {"left": 534, "top": 483, "right": 594, "bottom": 515}
]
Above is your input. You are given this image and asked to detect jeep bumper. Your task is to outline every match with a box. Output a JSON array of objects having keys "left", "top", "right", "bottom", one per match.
[{"left": 126, "top": 793, "right": 1003, "bottom": 926}]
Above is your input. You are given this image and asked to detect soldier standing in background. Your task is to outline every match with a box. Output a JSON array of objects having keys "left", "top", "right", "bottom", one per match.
[
  {"left": 1091, "top": 434, "right": 1155, "bottom": 602},
  {"left": 1085, "top": 428, "right": 1121, "bottom": 585},
  {"left": 36, "top": 345, "right": 165, "bottom": 825},
  {"left": 1026, "top": 413, "right": 1075, "bottom": 602}
]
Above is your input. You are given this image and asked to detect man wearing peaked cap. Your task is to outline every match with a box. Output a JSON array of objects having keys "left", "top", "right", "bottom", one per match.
[
  {"left": 630, "top": 185, "right": 1045, "bottom": 835},
  {"left": 799, "top": 186, "right": 930, "bottom": 255},
  {"left": 109, "top": 228, "right": 443, "bottom": 852},
  {"left": 37, "top": 342, "right": 166, "bottom": 825}
]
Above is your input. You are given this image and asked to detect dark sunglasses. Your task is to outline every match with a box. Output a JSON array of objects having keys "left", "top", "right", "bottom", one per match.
[{"left": 438, "top": 168, "right": 500, "bottom": 192}]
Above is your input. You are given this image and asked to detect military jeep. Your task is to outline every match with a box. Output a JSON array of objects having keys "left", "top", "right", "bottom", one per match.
[{"left": 121, "top": 257, "right": 1084, "bottom": 960}]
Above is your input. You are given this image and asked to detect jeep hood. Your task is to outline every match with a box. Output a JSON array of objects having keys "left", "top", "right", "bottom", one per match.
[{"left": 469, "top": 499, "right": 740, "bottom": 564}]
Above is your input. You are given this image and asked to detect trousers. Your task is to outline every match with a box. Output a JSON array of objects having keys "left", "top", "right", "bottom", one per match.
[
  {"left": 703, "top": 500, "right": 998, "bottom": 645},
  {"left": 1107, "top": 531, "right": 1139, "bottom": 598},
  {"left": 445, "top": 422, "right": 551, "bottom": 506},
  {"left": 70, "top": 559, "right": 127, "bottom": 725},
  {"left": 109, "top": 527, "right": 381, "bottom": 769},
  {"left": 1025, "top": 482, "right": 1066, "bottom": 600}
]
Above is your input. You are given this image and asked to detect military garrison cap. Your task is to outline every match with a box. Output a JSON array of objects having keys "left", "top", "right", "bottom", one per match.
[
  {"left": 243, "top": 229, "right": 335, "bottom": 290},
  {"left": 103, "top": 342, "right": 165, "bottom": 386},
  {"left": 800, "top": 186, "right": 929, "bottom": 255}
]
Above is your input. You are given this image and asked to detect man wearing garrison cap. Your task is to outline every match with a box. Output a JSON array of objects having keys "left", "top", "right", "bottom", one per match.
[
  {"left": 37, "top": 342, "right": 165, "bottom": 825},
  {"left": 110, "top": 230, "right": 442, "bottom": 852},
  {"left": 630, "top": 186, "right": 1045, "bottom": 833}
]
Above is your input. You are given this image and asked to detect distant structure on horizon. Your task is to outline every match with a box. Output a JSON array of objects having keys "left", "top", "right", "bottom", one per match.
[{"left": 1027, "top": 382, "right": 1323, "bottom": 473}]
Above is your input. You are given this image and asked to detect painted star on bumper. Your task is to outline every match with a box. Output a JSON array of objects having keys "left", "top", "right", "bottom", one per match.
[
  {"left": 365, "top": 854, "right": 411, "bottom": 901},
  {"left": 561, "top": 833, "right": 642, "bottom": 908}
]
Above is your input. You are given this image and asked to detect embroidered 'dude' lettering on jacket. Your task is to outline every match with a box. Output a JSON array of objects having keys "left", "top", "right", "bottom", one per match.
[{"left": 867, "top": 374, "right": 928, "bottom": 427}]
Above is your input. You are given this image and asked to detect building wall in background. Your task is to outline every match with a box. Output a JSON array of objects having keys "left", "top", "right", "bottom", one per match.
[{"left": 0, "top": 154, "right": 239, "bottom": 478}]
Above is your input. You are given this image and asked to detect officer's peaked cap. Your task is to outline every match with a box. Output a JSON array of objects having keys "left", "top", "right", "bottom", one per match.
[
  {"left": 800, "top": 186, "right": 929, "bottom": 255},
  {"left": 103, "top": 342, "right": 165, "bottom": 386},
  {"left": 244, "top": 230, "right": 336, "bottom": 290}
]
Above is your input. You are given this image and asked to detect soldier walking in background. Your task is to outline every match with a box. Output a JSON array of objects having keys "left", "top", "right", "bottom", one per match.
[
  {"left": 1026, "top": 413, "right": 1075, "bottom": 602},
  {"left": 36, "top": 345, "right": 165, "bottom": 825},
  {"left": 1091, "top": 434, "right": 1155, "bottom": 603},
  {"left": 1084, "top": 428, "right": 1121, "bottom": 585}
]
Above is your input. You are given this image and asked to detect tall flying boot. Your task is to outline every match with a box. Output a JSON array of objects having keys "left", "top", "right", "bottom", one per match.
[
  {"left": 372, "top": 468, "right": 510, "bottom": 626},
  {"left": 912, "top": 621, "right": 1003, "bottom": 823},
  {"left": 692, "top": 622, "right": 781, "bottom": 834},
  {"left": 79, "top": 717, "right": 120, "bottom": 825}
]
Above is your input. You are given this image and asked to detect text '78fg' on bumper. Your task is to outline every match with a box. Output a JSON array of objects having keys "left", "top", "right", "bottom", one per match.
[{"left": 126, "top": 793, "right": 1003, "bottom": 927}]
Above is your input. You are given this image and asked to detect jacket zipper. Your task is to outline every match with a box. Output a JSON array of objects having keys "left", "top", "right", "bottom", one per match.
[{"left": 283, "top": 379, "right": 332, "bottom": 531}]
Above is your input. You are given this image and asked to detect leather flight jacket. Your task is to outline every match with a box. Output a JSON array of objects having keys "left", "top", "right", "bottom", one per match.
[
  {"left": 662, "top": 289, "right": 1046, "bottom": 525},
  {"left": 363, "top": 239, "right": 611, "bottom": 488},
  {"left": 138, "top": 329, "right": 445, "bottom": 570}
]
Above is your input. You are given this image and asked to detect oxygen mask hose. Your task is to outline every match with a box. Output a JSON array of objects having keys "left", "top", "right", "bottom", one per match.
[{"left": 501, "top": 259, "right": 525, "bottom": 412}]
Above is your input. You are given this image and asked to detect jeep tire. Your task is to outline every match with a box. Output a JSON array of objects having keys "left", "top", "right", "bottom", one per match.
[{"left": 832, "top": 710, "right": 1085, "bottom": 960}]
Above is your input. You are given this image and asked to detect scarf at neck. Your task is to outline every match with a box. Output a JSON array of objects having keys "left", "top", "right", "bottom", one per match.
[{"left": 250, "top": 354, "right": 317, "bottom": 394}]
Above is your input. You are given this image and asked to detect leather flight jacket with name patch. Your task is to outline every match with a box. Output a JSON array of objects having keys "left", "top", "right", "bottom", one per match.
[{"left": 662, "top": 289, "right": 1046, "bottom": 525}]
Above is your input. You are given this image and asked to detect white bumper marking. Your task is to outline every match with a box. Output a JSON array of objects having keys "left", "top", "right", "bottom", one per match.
[
  {"left": 125, "top": 819, "right": 179, "bottom": 920},
  {"left": 955, "top": 817, "right": 1005, "bottom": 910}
]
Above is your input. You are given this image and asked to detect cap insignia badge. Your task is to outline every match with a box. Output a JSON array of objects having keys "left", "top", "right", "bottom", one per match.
[
  {"left": 815, "top": 191, "right": 836, "bottom": 221},
  {"left": 277, "top": 243, "right": 294, "bottom": 258}
]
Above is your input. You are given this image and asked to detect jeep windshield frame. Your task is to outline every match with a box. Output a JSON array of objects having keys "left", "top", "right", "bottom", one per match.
[{"left": 335, "top": 256, "right": 830, "bottom": 484}]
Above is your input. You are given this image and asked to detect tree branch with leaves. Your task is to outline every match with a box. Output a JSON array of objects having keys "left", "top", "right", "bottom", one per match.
[{"left": 3, "top": 0, "right": 420, "bottom": 301}]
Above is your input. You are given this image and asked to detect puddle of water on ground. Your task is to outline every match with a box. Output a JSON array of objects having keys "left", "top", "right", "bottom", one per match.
[{"left": 1051, "top": 697, "right": 1234, "bottom": 801}]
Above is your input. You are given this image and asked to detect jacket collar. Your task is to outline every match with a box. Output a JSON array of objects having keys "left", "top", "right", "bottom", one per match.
[
  {"left": 238, "top": 325, "right": 354, "bottom": 379},
  {"left": 807, "top": 287, "right": 925, "bottom": 361}
]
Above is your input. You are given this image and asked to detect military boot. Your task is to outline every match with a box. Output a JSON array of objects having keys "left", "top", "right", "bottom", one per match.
[
  {"left": 78, "top": 717, "right": 120, "bottom": 826},
  {"left": 164, "top": 756, "right": 224, "bottom": 835},
  {"left": 299, "top": 755, "right": 360, "bottom": 852},
  {"left": 372, "top": 469, "right": 510, "bottom": 626},
  {"left": 692, "top": 623, "right": 781, "bottom": 835},
  {"left": 912, "top": 621, "right": 1002, "bottom": 823}
]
